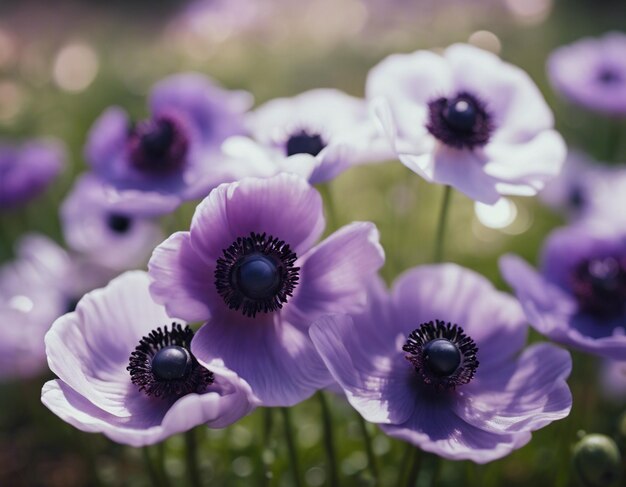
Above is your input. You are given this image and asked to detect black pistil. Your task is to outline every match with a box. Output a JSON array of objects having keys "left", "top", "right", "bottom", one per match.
[
  {"left": 403, "top": 320, "right": 479, "bottom": 390},
  {"left": 128, "top": 323, "right": 213, "bottom": 399},
  {"left": 215, "top": 232, "right": 299, "bottom": 318}
]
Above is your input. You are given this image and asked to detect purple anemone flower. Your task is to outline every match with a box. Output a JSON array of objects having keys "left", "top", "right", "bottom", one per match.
[
  {"left": 547, "top": 32, "right": 626, "bottom": 116},
  {"left": 0, "top": 235, "right": 70, "bottom": 379},
  {"left": 235, "top": 89, "right": 391, "bottom": 184},
  {"left": 41, "top": 271, "right": 257, "bottom": 447},
  {"left": 0, "top": 234, "right": 115, "bottom": 380},
  {"left": 0, "top": 139, "right": 65, "bottom": 210},
  {"left": 61, "top": 174, "right": 164, "bottom": 271},
  {"left": 540, "top": 150, "right": 626, "bottom": 224},
  {"left": 85, "top": 73, "right": 254, "bottom": 216},
  {"left": 310, "top": 264, "right": 572, "bottom": 463},
  {"left": 366, "top": 44, "right": 565, "bottom": 204},
  {"left": 148, "top": 173, "right": 385, "bottom": 406},
  {"left": 501, "top": 223, "right": 626, "bottom": 360}
]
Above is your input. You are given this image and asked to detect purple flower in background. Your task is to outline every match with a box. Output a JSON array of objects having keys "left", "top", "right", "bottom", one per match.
[
  {"left": 501, "top": 223, "right": 626, "bottom": 360},
  {"left": 366, "top": 44, "right": 565, "bottom": 203},
  {"left": 148, "top": 174, "right": 385, "bottom": 406},
  {"left": 61, "top": 174, "right": 163, "bottom": 271},
  {"left": 231, "top": 89, "right": 391, "bottom": 184},
  {"left": 540, "top": 149, "right": 626, "bottom": 224},
  {"left": 85, "top": 73, "right": 254, "bottom": 215},
  {"left": 0, "top": 139, "right": 65, "bottom": 209},
  {"left": 547, "top": 32, "right": 626, "bottom": 116},
  {"left": 0, "top": 234, "right": 113, "bottom": 380},
  {"left": 0, "top": 235, "right": 70, "bottom": 379},
  {"left": 41, "top": 271, "right": 257, "bottom": 446},
  {"left": 310, "top": 264, "right": 572, "bottom": 463}
]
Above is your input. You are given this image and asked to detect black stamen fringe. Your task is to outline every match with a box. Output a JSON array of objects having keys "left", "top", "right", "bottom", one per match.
[
  {"left": 127, "top": 323, "right": 213, "bottom": 399},
  {"left": 426, "top": 91, "right": 494, "bottom": 150},
  {"left": 403, "top": 319, "right": 479, "bottom": 390},
  {"left": 215, "top": 232, "right": 299, "bottom": 318}
]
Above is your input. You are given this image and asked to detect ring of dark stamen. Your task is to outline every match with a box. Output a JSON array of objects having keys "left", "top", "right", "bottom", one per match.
[
  {"left": 214, "top": 232, "right": 299, "bottom": 318},
  {"left": 426, "top": 91, "right": 494, "bottom": 150},
  {"left": 403, "top": 319, "right": 479, "bottom": 390},
  {"left": 127, "top": 323, "right": 213, "bottom": 399}
]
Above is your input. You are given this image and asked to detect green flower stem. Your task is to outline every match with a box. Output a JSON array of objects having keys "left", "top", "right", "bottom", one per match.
[
  {"left": 280, "top": 407, "right": 303, "bottom": 487},
  {"left": 356, "top": 414, "right": 379, "bottom": 486},
  {"left": 404, "top": 447, "right": 423, "bottom": 487},
  {"left": 184, "top": 428, "right": 202, "bottom": 487},
  {"left": 261, "top": 408, "right": 274, "bottom": 487},
  {"left": 142, "top": 446, "right": 163, "bottom": 487},
  {"left": 317, "top": 392, "right": 339, "bottom": 487},
  {"left": 433, "top": 185, "right": 453, "bottom": 263}
]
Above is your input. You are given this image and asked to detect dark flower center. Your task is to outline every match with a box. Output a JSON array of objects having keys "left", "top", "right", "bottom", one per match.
[
  {"left": 285, "top": 130, "right": 326, "bottom": 157},
  {"left": 107, "top": 213, "right": 133, "bottom": 234},
  {"left": 403, "top": 320, "right": 479, "bottom": 390},
  {"left": 151, "top": 345, "right": 192, "bottom": 381},
  {"left": 568, "top": 185, "right": 586, "bottom": 210},
  {"left": 128, "top": 115, "right": 189, "bottom": 173},
  {"left": 597, "top": 68, "right": 622, "bottom": 85},
  {"left": 571, "top": 256, "right": 626, "bottom": 319},
  {"left": 426, "top": 92, "right": 493, "bottom": 150},
  {"left": 215, "top": 232, "right": 299, "bottom": 317},
  {"left": 128, "top": 323, "right": 214, "bottom": 399}
]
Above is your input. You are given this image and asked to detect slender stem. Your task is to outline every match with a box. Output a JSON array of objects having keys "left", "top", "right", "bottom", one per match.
[
  {"left": 261, "top": 408, "right": 274, "bottom": 487},
  {"left": 398, "top": 443, "right": 412, "bottom": 485},
  {"left": 404, "top": 448, "right": 423, "bottom": 487},
  {"left": 317, "top": 392, "right": 339, "bottom": 487},
  {"left": 280, "top": 407, "right": 303, "bottom": 487},
  {"left": 356, "top": 414, "right": 379, "bottom": 485},
  {"left": 142, "top": 447, "right": 162, "bottom": 487},
  {"left": 184, "top": 428, "right": 202, "bottom": 487},
  {"left": 433, "top": 185, "right": 453, "bottom": 263},
  {"left": 156, "top": 441, "right": 171, "bottom": 487}
]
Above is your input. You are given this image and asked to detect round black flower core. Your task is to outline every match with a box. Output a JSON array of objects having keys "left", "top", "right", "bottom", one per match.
[
  {"left": 128, "top": 323, "right": 213, "bottom": 399},
  {"left": 129, "top": 115, "right": 189, "bottom": 173},
  {"left": 215, "top": 232, "right": 299, "bottom": 317},
  {"left": 107, "top": 213, "right": 133, "bottom": 234},
  {"left": 151, "top": 345, "right": 193, "bottom": 381},
  {"left": 426, "top": 92, "right": 493, "bottom": 150},
  {"left": 403, "top": 320, "right": 479, "bottom": 389},
  {"left": 571, "top": 256, "right": 626, "bottom": 318},
  {"left": 286, "top": 130, "right": 326, "bottom": 157}
]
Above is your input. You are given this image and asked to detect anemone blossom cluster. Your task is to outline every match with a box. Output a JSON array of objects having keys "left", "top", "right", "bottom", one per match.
[{"left": 3, "top": 33, "right": 623, "bottom": 477}]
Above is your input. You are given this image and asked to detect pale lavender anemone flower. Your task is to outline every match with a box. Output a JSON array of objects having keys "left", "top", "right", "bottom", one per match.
[
  {"left": 501, "top": 223, "right": 626, "bottom": 360},
  {"left": 540, "top": 149, "right": 626, "bottom": 224},
  {"left": 310, "top": 264, "right": 572, "bottom": 463},
  {"left": 366, "top": 44, "right": 566, "bottom": 204},
  {"left": 148, "top": 173, "right": 385, "bottom": 406},
  {"left": 41, "top": 271, "right": 257, "bottom": 447},
  {"left": 0, "top": 235, "right": 114, "bottom": 380},
  {"left": 61, "top": 174, "right": 163, "bottom": 271},
  {"left": 234, "top": 88, "right": 392, "bottom": 184},
  {"left": 0, "top": 139, "right": 65, "bottom": 209},
  {"left": 85, "top": 73, "right": 253, "bottom": 216},
  {"left": 547, "top": 32, "right": 626, "bottom": 116}
]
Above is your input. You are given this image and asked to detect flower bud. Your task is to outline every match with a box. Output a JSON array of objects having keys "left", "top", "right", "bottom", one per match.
[{"left": 572, "top": 434, "right": 622, "bottom": 487}]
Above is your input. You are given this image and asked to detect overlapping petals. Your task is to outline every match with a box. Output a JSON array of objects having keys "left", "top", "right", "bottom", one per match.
[
  {"left": 366, "top": 43, "right": 565, "bottom": 203},
  {"left": 311, "top": 264, "right": 572, "bottom": 463},
  {"left": 42, "top": 271, "right": 257, "bottom": 446},
  {"left": 149, "top": 173, "right": 385, "bottom": 406}
]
